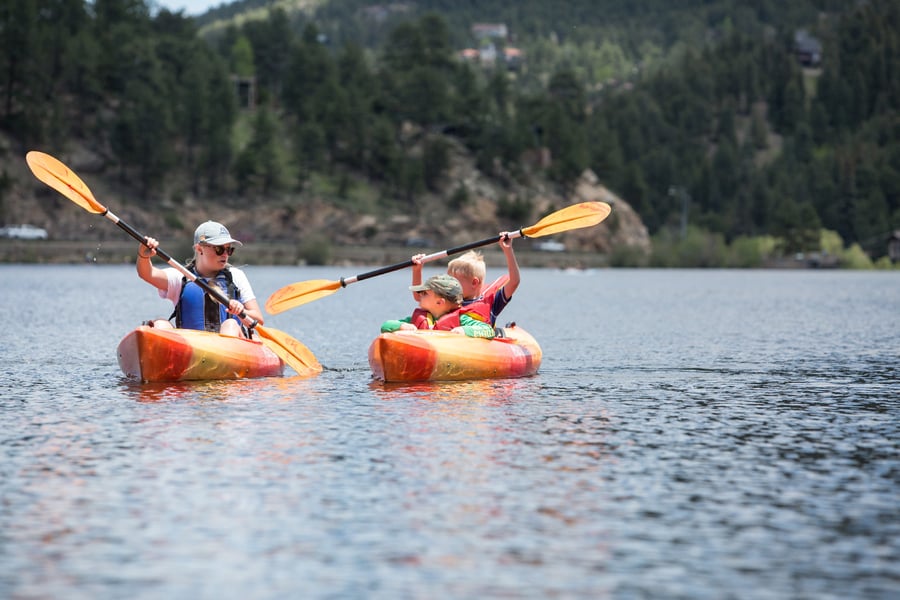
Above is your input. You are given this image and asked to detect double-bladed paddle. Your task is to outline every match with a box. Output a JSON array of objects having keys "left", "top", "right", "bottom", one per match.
[
  {"left": 25, "top": 150, "right": 322, "bottom": 377},
  {"left": 265, "top": 200, "right": 612, "bottom": 314}
]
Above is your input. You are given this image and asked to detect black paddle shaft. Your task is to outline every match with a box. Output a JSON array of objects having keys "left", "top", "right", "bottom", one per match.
[{"left": 344, "top": 231, "right": 519, "bottom": 287}]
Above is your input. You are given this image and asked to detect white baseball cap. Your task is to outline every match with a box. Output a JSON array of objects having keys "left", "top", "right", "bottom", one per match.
[{"left": 193, "top": 221, "right": 243, "bottom": 246}]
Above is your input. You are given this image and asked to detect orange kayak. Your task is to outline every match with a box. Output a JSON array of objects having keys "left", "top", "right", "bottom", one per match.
[
  {"left": 117, "top": 325, "right": 284, "bottom": 382},
  {"left": 368, "top": 325, "right": 542, "bottom": 382}
]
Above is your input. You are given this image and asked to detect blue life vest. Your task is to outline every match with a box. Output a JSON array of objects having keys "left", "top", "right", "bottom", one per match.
[{"left": 172, "top": 267, "right": 242, "bottom": 332}]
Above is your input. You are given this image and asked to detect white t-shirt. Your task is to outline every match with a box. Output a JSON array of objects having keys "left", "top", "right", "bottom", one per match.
[{"left": 158, "top": 267, "right": 256, "bottom": 306}]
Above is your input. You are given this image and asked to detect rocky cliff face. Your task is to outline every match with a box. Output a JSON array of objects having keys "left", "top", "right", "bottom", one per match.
[{"left": 2, "top": 132, "right": 650, "bottom": 258}]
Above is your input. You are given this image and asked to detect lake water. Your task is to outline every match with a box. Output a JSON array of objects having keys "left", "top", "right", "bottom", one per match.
[{"left": 1, "top": 264, "right": 898, "bottom": 599}]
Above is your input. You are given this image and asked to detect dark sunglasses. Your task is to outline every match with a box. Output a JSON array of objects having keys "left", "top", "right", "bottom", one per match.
[{"left": 206, "top": 244, "right": 235, "bottom": 256}]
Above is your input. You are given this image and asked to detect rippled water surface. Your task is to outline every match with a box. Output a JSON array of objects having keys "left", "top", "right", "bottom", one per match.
[{"left": 2, "top": 265, "right": 898, "bottom": 598}]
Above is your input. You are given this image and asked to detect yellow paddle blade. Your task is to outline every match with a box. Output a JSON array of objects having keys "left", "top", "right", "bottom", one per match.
[
  {"left": 265, "top": 279, "right": 343, "bottom": 315},
  {"left": 26, "top": 151, "right": 107, "bottom": 214},
  {"left": 522, "top": 201, "right": 612, "bottom": 238},
  {"left": 256, "top": 326, "right": 322, "bottom": 376}
]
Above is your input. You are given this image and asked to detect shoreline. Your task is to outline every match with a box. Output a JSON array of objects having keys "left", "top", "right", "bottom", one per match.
[
  {"left": 1, "top": 240, "right": 858, "bottom": 269},
  {"left": 0, "top": 239, "right": 609, "bottom": 269}
]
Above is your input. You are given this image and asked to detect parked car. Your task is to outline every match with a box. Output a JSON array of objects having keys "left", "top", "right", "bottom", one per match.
[
  {"left": 0, "top": 224, "right": 49, "bottom": 239},
  {"left": 534, "top": 240, "right": 566, "bottom": 252}
]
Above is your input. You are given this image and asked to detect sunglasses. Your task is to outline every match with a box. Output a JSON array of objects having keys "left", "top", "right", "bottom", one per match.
[{"left": 205, "top": 244, "right": 235, "bottom": 256}]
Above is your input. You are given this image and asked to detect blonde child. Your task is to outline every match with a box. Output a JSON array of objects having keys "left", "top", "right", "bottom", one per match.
[{"left": 446, "top": 233, "right": 520, "bottom": 325}]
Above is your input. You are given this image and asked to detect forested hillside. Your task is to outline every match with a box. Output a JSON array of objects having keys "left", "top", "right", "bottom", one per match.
[{"left": 1, "top": 0, "right": 898, "bottom": 266}]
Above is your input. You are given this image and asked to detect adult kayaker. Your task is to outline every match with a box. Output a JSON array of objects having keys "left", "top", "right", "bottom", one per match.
[
  {"left": 381, "top": 274, "right": 495, "bottom": 338},
  {"left": 136, "top": 220, "right": 264, "bottom": 338},
  {"left": 409, "top": 232, "right": 520, "bottom": 326}
]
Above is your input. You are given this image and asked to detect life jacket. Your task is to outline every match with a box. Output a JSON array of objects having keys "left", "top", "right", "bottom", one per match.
[
  {"left": 410, "top": 302, "right": 490, "bottom": 331},
  {"left": 462, "top": 289, "right": 509, "bottom": 326},
  {"left": 461, "top": 275, "right": 510, "bottom": 325},
  {"left": 170, "top": 266, "right": 243, "bottom": 333}
]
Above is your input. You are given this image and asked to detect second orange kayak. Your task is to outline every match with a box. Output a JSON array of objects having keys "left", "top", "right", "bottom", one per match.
[{"left": 368, "top": 324, "right": 542, "bottom": 382}]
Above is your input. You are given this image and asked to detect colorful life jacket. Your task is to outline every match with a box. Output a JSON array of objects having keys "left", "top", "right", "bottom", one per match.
[
  {"left": 409, "top": 302, "right": 490, "bottom": 331},
  {"left": 461, "top": 275, "right": 510, "bottom": 325},
  {"left": 171, "top": 266, "right": 242, "bottom": 332}
]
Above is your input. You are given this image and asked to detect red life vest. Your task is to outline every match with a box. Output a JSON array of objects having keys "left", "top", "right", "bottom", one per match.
[{"left": 410, "top": 302, "right": 490, "bottom": 330}]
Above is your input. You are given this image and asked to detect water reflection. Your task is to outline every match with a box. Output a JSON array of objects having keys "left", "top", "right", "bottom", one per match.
[
  {"left": 361, "top": 374, "right": 615, "bottom": 582},
  {"left": 119, "top": 374, "right": 321, "bottom": 404},
  {"left": 369, "top": 377, "right": 528, "bottom": 406}
]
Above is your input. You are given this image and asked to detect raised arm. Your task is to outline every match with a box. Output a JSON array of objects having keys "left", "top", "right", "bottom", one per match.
[
  {"left": 498, "top": 232, "right": 520, "bottom": 299},
  {"left": 410, "top": 253, "right": 425, "bottom": 299},
  {"left": 135, "top": 237, "right": 170, "bottom": 293}
]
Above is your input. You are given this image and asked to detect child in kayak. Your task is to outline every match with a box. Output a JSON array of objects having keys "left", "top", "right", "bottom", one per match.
[
  {"left": 381, "top": 274, "right": 495, "bottom": 338},
  {"left": 135, "top": 221, "right": 264, "bottom": 338},
  {"left": 449, "top": 233, "right": 520, "bottom": 325},
  {"left": 409, "top": 232, "right": 520, "bottom": 326}
]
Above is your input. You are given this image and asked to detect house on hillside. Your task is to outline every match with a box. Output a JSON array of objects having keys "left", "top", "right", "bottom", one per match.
[
  {"left": 794, "top": 29, "right": 822, "bottom": 67},
  {"left": 471, "top": 23, "right": 508, "bottom": 41},
  {"left": 479, "top": 42, "right": 498, "bottom": 66},
  {"left": 459, "top": 22, "right": 521, "bottom": 70},
  {"left": 503, "top": 47, "right": 523, "bottom": 70},
  {"left": 362, "top": 4, "right": 412, "bottom": 23},
  {"left": 231, "top": 75, "right": 255, "bottom": 110},
  {"left": 458, "top": 45, "right": 524, "bottom": 70}
]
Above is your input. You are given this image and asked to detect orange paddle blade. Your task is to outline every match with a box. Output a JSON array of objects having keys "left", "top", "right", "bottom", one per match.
[
  {"left": 26, "top": 151, "right": 107, "bottom": 214},
  {"left": 522, "top": 201, "right": 612, "bottom": 238},
  {"left": 256, "top": 326, "right": 322, "bottom": 376},
  {"left": 265, "top": 279, "right": 343, "bottom": 315}
]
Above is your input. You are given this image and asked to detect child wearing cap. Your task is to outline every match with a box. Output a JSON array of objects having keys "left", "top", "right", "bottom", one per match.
[
  {"left": 409, "top": 232, "right": 519, "bottom": 326},
  {"left": 135, "top": 220, "right": 264, "bottom": 338},
  {"left": 381, "top": 274, "right": 495, "bottom": 338}
]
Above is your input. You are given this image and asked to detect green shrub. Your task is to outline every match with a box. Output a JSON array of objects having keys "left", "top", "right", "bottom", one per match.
[
  {"left": 839, "top": 243, "right": 873, "bottom": 269},
  {"left": 609, "top": 244, "right": 648, "bottom": 267},
  {"left": 497, "top": 195, "right": 532, "bottom": 222},
  {"left": 450, "top": 183, "right": 469, "bottom": 209},
  {"left": 299, "top": 234, "right": 332, "bottom": 266}
]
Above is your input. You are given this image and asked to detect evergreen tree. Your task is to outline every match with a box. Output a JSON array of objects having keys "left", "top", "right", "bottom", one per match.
[
  {"left": 110, "top": 48, "right": 175, "bottom": 196},
  {"left": 235, "top": 107, "right": 283, "bottom": 195},
  {"left": 1, "top": 0, "right": 38, "bottom": 127}
]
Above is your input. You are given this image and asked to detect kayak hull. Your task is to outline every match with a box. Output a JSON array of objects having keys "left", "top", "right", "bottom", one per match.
[
  {"left": 117, "top": 326, "right": 284, "bottom": 382},
  {"left": 368, "top": 325, "right": 542, "bottom": 382}
]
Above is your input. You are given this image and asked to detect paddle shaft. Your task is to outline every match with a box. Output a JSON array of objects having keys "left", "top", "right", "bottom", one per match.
[
  {"left": 341, "top": 231, "right": 521, "bottom": 287},
  {"left": 103, "top": 209, "right": 259, "bottom": 329},
  {"left": 264, "top": 200, "right": 610, "bottom": 314}
]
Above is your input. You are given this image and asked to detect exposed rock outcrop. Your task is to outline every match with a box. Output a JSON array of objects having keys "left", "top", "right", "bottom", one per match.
[{"left": 2, "top": 132, "right": 650, "bottom": 260}]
